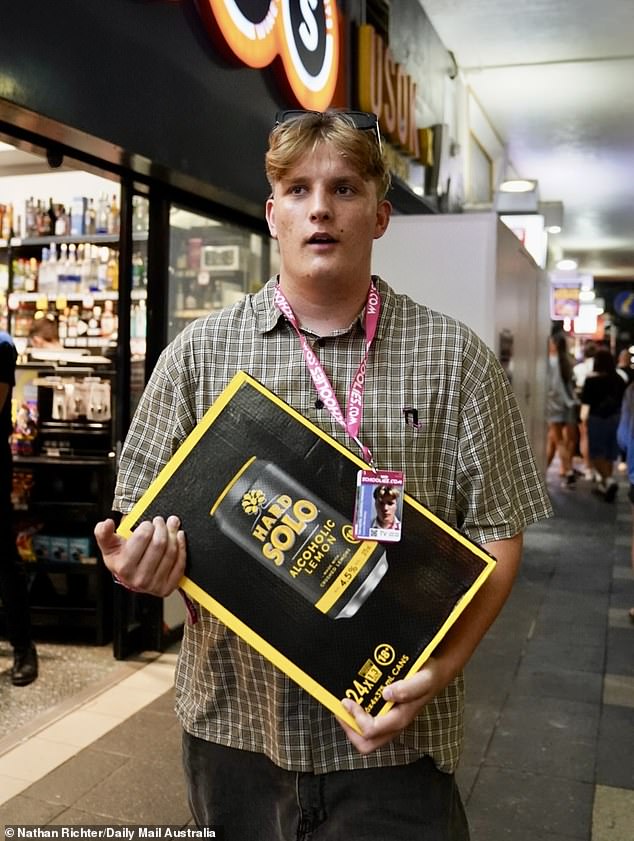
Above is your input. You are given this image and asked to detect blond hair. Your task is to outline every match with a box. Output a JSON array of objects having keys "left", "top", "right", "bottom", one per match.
[{"left": 265, "top": 112, "right": 391, "bottom": 200}]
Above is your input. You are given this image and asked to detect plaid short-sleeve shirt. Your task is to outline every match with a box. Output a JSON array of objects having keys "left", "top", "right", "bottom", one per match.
[{"left": 114, "top": 277, "right": 552, "bottom": 773}]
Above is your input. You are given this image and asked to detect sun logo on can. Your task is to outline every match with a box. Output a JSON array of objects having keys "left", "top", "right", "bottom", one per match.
[{"left": 197, "top": 0, "right": 340, "bottom": 110}]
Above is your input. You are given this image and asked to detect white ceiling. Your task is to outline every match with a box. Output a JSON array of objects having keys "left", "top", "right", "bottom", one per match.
[{"left": 420, "top": 0, "right": 634, "bottom": 280}]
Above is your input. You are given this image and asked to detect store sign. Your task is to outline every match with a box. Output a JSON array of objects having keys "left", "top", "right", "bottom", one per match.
[
  {"left": 196, "top": 0, "right": 340, "bottom": 110},
  {"left": 550, "top": 281, "right": 581, "bottom": 319},
  {"left": 357, "top": 23, "right": 427, "bottom": 163}
]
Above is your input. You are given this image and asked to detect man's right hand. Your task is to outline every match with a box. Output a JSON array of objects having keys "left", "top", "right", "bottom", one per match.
[{"left": 94, "top": 515, "right": 186, "bottom": 597}]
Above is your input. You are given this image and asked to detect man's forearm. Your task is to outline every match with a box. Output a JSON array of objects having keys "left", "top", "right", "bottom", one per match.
[{"left": 432, "top": 532, "right": 523, "bottom": 679}]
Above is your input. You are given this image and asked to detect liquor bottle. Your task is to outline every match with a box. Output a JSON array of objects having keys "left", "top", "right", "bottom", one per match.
[
  {"left": 25, "top": 258, "right": 38, "bottom": 293},
  {"left": 135, "top": 298, "right": 147, "bottom": 339},
  {"left": 12, "top": 258, "right": 25, "bottom": 291},
  {"left": 37, "top": 247, "right": 49, "bottom": 292},
  {"left": 87, "top": 244, "right": 100, "bottom": 290},
  {"left": 84, "top": 198, "right": 96, "bottom": 235},
  {"left": 132, "top": 252, "right": 146, "bottom": 288},
  {"left": 96, "top": 194, "right": 109, "bottom": 234},
  {"left": 34, "top": 200, "right": 44, "bottom": 235},
  {"left": 66, "top": 243, "right": 81, "bottom": 293},
  {"left": 132, "top": 196, "right": 148, "bottom": 232},
  {"left": 67, "top": 305, "right": 79, "bottom": 339},
  {"left": 57, "top": 307, "right": 68, "bottom": 341},
  {"left": 56, "top": 243, "right": 69, "bottom": 293},
  {"left": 88, "top": 305, "right": 102, "bottom": 339},
  {"left": 48, "top": 198, "right": 57, "bottom": 235},
  {"left": 107, "top": 194, "right": 119, "bottom": 235},
  {"left": 100, "top": 299, "right": 116, "bottom": 337},
  {"left": 106, "top": 251, "right": 119, "bottom": 291},
  {"left": 1, "top": 203, "right": 13, "bottom": 239},
  {"left": 54, "top": 204, "right": 67, "bottom": 236},
  {"left": 47, "top": 243, "right": 58, "bottom": 294},
  {"left": 25, "top": 197, "right": 36, "bottom": 237}
]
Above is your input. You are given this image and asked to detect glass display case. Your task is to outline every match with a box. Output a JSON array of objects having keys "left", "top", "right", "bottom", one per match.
[{"left": 167, "top": 207, "right": 269, "bottom": 342}]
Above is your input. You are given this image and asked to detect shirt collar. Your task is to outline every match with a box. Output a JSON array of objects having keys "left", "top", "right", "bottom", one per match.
[{"left": 252, "top": 275, "right": 394, "bottom": 341}]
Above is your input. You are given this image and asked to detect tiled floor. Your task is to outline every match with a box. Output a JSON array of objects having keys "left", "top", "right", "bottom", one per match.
[
  {"left": 0, "top": 641, "right": 125, "bottom": 739},
  {"left": 0, "top": 649, "right": 178, "bottom": 807}
]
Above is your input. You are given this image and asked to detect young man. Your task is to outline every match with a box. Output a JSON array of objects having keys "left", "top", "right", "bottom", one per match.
[
  {"left": 95, "top": 110, "right": 552, "bottom": 839},
  {"left": 0, "top": 330, "right": 38, "bottom": 686}
]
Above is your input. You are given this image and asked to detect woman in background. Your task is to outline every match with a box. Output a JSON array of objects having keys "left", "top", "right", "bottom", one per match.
[
  {"left": 581, "top": 348, "right": 626, "bottom": 502},
  {"left": 546, "top": 333, "right": 579, "bottom": 487}
]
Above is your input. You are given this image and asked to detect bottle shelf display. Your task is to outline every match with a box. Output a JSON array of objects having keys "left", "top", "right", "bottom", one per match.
[
  {"left": 1, "top": 192, "right": 148, "bottom": 340},
  {"left": 0, "top": 183, "right": 147, "bottom": 644},
  {"left": 10, "top": 361, "right": 116, "bottom": 644},
  {"left": 167, "top": 208, "right": 267, "bottom": 343},
  {"left": 1, "top": 191, "right": 126, "bottom": 243},
  {"left": 2, "top": 237, "right": 147, "bottom": 347}
]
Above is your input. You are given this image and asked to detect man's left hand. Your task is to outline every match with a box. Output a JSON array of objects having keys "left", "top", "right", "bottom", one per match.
[{"left": 337, "top": 655, "right": 452, "bottom": 754}]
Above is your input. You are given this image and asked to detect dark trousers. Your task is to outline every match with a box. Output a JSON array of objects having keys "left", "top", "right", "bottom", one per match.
[
  {"left": 0, "top": 441, "right": 32, "bottom": 651},
  {"left": 182, "top": 732, "right": 470, "bottom": 841}
]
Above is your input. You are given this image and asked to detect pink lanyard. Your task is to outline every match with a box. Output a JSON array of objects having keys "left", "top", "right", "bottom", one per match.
[{"left": 274, "top": 283, "right": 381, "bottom": 467}]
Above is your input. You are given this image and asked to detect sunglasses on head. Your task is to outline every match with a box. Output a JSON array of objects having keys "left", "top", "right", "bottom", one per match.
[{"left": 274, "top": 109, "right": 382, "bottom": 152}]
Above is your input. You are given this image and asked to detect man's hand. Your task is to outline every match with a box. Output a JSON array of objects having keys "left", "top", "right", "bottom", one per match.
[
  {"left": 338, "top": 655, "right": 453, "bottom": 754},
  {"left": 338, "top": 533, "right": 523, "bottom": 754},
  {"left": 94, "top": 515, "right": 186, "bottom": 597}
]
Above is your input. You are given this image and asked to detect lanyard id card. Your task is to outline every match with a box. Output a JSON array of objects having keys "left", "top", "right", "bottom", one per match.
[{"left": 353, "top": 469, "right": 404, "bottom": 543}]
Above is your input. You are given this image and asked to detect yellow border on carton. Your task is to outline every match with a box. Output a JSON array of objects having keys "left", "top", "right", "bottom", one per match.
[{"left": 118, "top": 371, "right": 497, "bottom": 733}]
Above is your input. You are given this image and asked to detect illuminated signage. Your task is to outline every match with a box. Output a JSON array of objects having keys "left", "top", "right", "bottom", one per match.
[
  {"left": 357, "top": 23, "right": 431, "bottom": 165},
  {"left": 196, "top": 0, "right": 340, "bottom": 110}
]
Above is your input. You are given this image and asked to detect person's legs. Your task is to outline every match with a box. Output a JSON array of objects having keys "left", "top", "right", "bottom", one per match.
[
  {"left": 563, "top": 421, "right": 579, "bottom": 470},
  {"left": 310, "top": 754, "right": 469, "bottom": 841},
  {"left": 183, "top": 733, "right": 298, "bottom": 840},
  {"left": 0, "top": 443, "right": 37, "bottom": 685},
  {"left": 588, "top": 416, "right": 620, "bottom": 501},
  {"left": 546, "top": 423, "right": 558, "bottom": 467},
  {"left": 182, "top": 733, "right": 469, "bottom": 841},
  {"left": 549, "top": 422, "right": 575, "bottom": 486},
  {"left": 578, "top": 419, "right": 594, "bottom": 478}
]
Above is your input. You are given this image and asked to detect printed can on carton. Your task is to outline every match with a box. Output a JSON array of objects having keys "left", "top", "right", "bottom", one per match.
[{"left": 210, "top": 458, "right": 388, "bottom": 619}]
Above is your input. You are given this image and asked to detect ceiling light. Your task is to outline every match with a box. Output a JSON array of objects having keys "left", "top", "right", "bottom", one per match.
[
  {"left": 495, "top": 179, "right": 539, "bottom": 214},
  {"left": 540, "top": 201, "right": 564, "bottom": 232},
  {"left": 499, "top": 179, "right": 537, "bottom": 193},
  {"left": 556, "top": 259, "right": 578, "bottom": 271}
]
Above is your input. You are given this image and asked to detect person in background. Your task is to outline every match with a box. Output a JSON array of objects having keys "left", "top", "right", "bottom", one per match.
[
  {"left": 615, "top": 350, "right": 634, "bottom": 473},
  {"left": 616, "top": 349, "right": 634, "bottom": 385},
  {"left": 28, "top": 312, "right": 62, "bottom": 349},
  {"left": 616, "top": 381, "right": 634, "bottom": 623},
  {"left": 0, "top": 330, "right": 38, "bottom": 686},
  {"left": 546, "top": 332, "right": 579, "bottom": 487},
  {"left": 573, "top": 341, "right": 596, "bottom": 391},
  {"left": 93, "top": 109, "right": 552, "bottom": 839},
  {"left": 574, "top": 341, "right": 597, "bottom": 480},
  {"left": 581, "top": 348, "right": 626, "bottom": 502}
]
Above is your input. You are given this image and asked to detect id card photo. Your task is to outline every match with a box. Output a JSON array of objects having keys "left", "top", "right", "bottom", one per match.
[{"left": 353, "top": 469, "right": 404, "bottom": 543}]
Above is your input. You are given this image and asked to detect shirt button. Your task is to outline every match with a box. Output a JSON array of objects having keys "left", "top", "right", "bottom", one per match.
[{"left": 314, "top": 399, "right": 324, "bottom": 409}]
